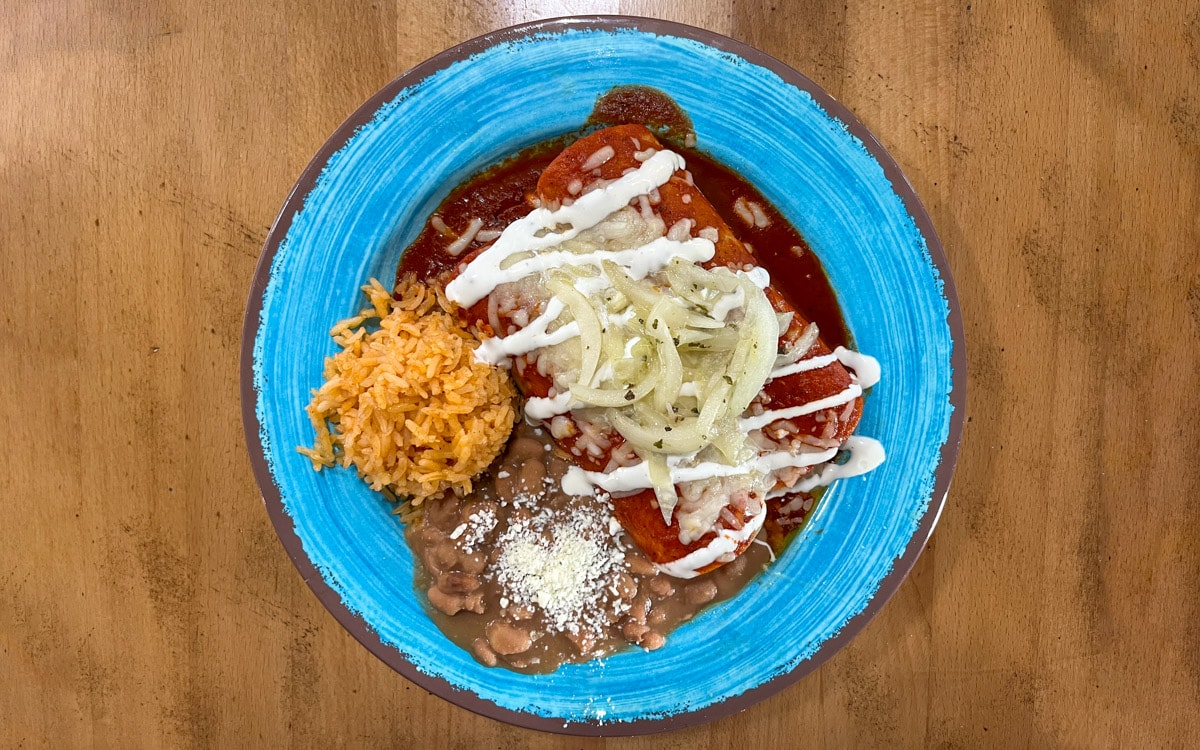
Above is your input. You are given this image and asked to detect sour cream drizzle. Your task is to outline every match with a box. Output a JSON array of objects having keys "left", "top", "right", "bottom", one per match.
[
  {"left": 769, "top": 353, "right": 837, "bottom": 381},
  {"left": 765, "top": 436, "right": 888, "bottom": 504},
  {"left": 739, "top": 384, "right": 864, "bottom": 432},
  {"left": 709, "top": 284, "right": 745, "bottom": 321},
  {"left": 791, "top": 436, "right": 887, "bottom": 492},
  {"left": 767, "top": 347, "right": 881, "bottom": 386},
  {"left": 654, "top": 502, "right": 768, "bottom": 579},
  {"left": 834, "top": 346, "right": 881, "bottom": 389},
  {"left": 445, "top": 150, "right": 700, "bottom": 307},
  {"left": 475, "top": 297, "right": 574, "bottom": 363},
  {"left": 503, "top": 236, "right": 714, "bottom": 288},
  {"left": 561, "top": 446, "right": 838, "bottom": 496},
  {"left": 523, "top": 391, "right": 578, "bottom": 421}
]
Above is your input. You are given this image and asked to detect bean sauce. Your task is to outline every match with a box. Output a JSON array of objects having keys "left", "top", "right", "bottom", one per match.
[{"left": 405, "top": 424, "right": 771, "bottom": 673}]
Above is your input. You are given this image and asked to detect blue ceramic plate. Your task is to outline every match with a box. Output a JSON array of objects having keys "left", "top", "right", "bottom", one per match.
[{"left": 241, "top": 16, "right": 963, "bottom": 735}]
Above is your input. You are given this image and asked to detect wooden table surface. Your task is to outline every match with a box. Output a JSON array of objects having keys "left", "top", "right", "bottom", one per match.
[{"left": 4, "top": 1, "right": 1199, "bottom": 747}]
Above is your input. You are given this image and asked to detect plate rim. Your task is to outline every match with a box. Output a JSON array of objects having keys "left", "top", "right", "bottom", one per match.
[{"left": 239, "top": 13, "right": 966, "bottom": 737}]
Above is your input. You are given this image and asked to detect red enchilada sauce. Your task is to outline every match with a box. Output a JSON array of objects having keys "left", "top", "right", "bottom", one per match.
[
  {"left": 395, "top": 88, "right": 853, "bottom": 672},
  {"left": 398, "top": 91, "right": 850, "bottom": 348}
]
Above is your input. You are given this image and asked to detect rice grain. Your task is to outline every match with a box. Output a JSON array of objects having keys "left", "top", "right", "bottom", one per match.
[{"left": 299, "top": 277, "right": 517, "bottom": 509}]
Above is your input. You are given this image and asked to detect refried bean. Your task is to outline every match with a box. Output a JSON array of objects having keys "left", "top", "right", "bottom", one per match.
[{"left": 406, "top": 423, "right": 773, "bottom": 674}]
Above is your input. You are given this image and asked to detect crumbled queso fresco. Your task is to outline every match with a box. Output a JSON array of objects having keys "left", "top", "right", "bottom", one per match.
[
  {"left": 492, "top": 493, "right": 630, "bottom": 639},
  {"left": 449, "top": 505, "right": 497, "bottom": 552}
]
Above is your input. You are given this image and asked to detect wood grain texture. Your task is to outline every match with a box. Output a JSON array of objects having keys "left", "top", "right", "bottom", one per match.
[{"left": 2, "top": 0, "right": 1198, "bottom": 747}]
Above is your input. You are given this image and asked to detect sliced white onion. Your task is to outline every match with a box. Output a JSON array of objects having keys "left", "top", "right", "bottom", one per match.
[
  {"left": 775, "top": 312, "right": 794, "bottom": 335},
  {"left": 775, "top": 322, "right": 819, "bottom": 367},
  {"left": 666, "top": 257, "right": 738, "bottom": 294},
  {"left": 646, "top": 453, "right": 677, "bottom": 525},
  {"left": 725, "top": 273, "right": 779, "bottom": 415},
  {"left": 545, "top": 274, "right": 602, "bottom": 388},
  {"left": 571, "top": 373, "right": 659, "bottom": 408},
  {"left": 603, "top": 260, "right": 661, "bottom": 313},
  {"left": 647, "top": 300, "right": 683, "bottom": 412}
]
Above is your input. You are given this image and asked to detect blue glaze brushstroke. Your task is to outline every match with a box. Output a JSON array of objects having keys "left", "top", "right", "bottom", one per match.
[{"left": 252, "top": 27, "right": 954, "bottom": 725}]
